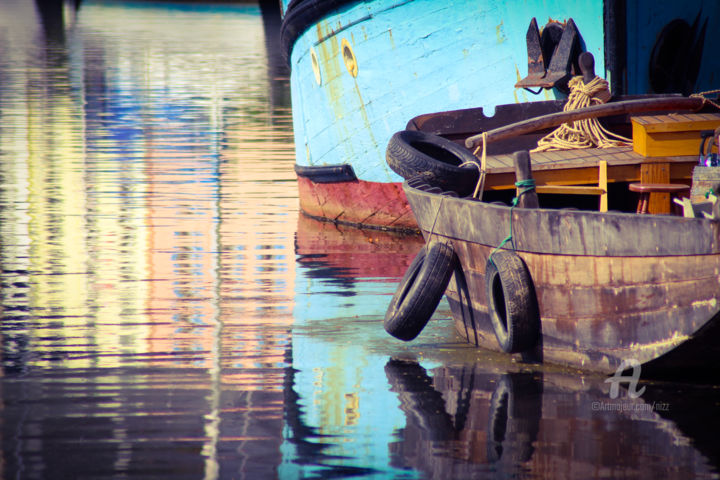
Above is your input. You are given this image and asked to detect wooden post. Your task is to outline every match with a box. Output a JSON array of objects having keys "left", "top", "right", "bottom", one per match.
[
  {"left": 513, "top": 150, "right": 540, "bottom": 208},
  {"left": 640, "top": 160, "right": 671, "bottom": 214},
  {"left": 599, "top": 160, "right": 608, "bottom": 212}
]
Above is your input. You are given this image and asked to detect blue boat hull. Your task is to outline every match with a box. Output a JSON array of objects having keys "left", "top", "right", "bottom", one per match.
[{"left": 280, "top": 0, "right": 720, "bottom": 230}]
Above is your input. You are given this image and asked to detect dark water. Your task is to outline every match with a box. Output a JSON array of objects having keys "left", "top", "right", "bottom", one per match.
[{"left": 1, "top": 1, "right": 719, "bottom": 479}]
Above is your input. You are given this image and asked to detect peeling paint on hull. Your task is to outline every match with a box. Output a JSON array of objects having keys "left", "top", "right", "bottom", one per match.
[{"left": 296, "top": 176, "right": 418, "bottom": 232}]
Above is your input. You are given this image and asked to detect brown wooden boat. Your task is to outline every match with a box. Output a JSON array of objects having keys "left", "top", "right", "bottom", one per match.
[{"left": 384, "top": 93, "right": 720, "bottom": 375}]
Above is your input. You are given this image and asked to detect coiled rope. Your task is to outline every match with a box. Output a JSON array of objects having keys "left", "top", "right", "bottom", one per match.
[{"left": 533, "top": 76, "right": 632, "bottom": 152}]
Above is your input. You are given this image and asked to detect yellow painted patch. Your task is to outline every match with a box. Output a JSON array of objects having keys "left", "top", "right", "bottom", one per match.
[{"left": 495, "top": 20, "right": 506, "bottom": 44}]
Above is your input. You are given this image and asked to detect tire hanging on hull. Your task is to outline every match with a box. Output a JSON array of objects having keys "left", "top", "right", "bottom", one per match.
[
  {"left": 485, "top": 250, "right": 540, "bottom": 353},
  {"left": 384, "top": 241, "right": 457, "bottom": 341}
]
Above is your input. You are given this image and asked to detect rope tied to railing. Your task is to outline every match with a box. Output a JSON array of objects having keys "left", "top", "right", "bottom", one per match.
[
  {"left": 690, "top": 89, "right": 720, "bottom": 110},
  {"left": 459, "top": 131, "right": 489, "bottom": 199}
]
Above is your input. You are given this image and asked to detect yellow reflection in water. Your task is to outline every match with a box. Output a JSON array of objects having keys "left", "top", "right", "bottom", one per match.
[{"left": 0, "top": 1, "right": 297, "bottom": 378}]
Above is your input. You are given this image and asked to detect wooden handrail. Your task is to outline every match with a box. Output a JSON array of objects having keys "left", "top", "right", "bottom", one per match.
[{"left": 465, "top": 96, "right": 706, "bottom": 150}]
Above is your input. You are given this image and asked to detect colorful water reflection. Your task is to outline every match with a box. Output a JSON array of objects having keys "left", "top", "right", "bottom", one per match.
[
  {"left": 1, "top": 1, "right": 297, "bottom": 477},
  {"left": 1, "top": 1, "right": 719, "bottom": 479}
]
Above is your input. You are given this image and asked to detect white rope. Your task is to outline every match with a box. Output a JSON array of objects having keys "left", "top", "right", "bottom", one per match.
[
  {"left": 532, "top": 76, "right": 632, "bottom": 152},
  {"left": 460, "top": 132, "right": 488, "bottom": 199}
]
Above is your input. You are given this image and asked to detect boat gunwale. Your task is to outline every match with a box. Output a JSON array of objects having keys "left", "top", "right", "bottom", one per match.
[{"left": 403, "top": 180, "right": 720, "bottom": 257}]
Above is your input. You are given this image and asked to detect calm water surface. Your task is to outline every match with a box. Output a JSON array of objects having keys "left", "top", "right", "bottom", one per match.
[{"left": 1, "top": 1, "right": 720, "bottom": 479}]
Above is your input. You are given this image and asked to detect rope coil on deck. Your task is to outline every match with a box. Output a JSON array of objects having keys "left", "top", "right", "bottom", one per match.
[{"left": 533, "top": 76, "right": 632, "bottom": 152}]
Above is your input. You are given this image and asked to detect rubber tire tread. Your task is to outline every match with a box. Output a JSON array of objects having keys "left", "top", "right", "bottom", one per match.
[
  {"left": 384, "top": 242, "right": 457, "bottom": 341},
  {"left": 485, "top": 250, "right": 540, "bottom": 353},
  {"left": 386, "top": 130, "right": 479, "bottom": 193}
]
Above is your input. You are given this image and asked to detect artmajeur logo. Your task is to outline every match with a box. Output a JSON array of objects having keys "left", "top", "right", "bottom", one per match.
[
  {"left": 604, "top": 358, "right": 646, "bottom": 399},
  {"left": 591, "top": 358, "right": 670, "bottom": 413}
]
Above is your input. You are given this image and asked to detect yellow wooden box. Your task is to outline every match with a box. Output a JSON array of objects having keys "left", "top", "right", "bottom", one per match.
[{"left": 631, "top": 113, "right": 720, "bottom": 157}]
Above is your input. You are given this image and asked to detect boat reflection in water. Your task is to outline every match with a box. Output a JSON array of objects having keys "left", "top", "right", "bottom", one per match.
[
  {"left": 295, "top": 214, "right": 424, "bottom": 287},
  {"left": 385, "top": 357, "right": 720, "bottom": 478},
  {"left": 290, "top": 216, "right": 720, "bottom": 478}
]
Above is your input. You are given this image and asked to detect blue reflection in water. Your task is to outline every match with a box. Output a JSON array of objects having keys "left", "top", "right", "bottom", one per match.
[{"left": 286, "top": 217, "right": 426, "bottom": 479}]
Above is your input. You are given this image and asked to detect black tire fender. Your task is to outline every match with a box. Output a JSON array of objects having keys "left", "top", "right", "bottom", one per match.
[
  {"left": 386, "top": 130, "right": 479, "bottom": 194},
  {"left": 485, "top": 250, "right": 540, "bottom": 353},
  {"left": 384, "top": 241, "right": 457, "bottom": 341}
]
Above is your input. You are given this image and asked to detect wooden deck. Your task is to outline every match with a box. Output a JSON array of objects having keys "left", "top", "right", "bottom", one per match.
[{"left": 482, "top": 146, "right": 696, "bottom": 193}]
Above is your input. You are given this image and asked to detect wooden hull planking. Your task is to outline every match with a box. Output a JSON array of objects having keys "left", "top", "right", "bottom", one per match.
[{"left": 405, "top": 183, "right": 720, "bottom": 373}]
